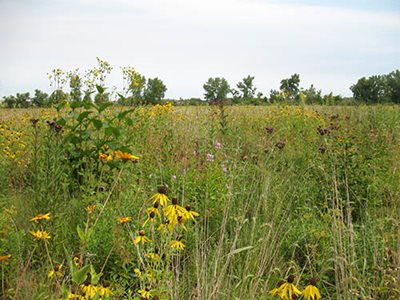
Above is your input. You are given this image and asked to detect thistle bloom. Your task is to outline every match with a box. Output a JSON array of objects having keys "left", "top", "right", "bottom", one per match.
[
  {"left": 149, "top": 186, "right": 169, "bottom": 206},
  {"left": 302, "top": 278, "right": 321, "bottom": 300},
  {"left": 134, "top": 230, "right": 151, "bottom": 244},
  {"left": 114, "top": 150, "right": 139, "bottom": 163},
  {"left": 117, "top": 216, "right": 132, "bottom": 224},
  {"left": 30, "top": 212, "right": 50, "bottom": 222},
  {"left": 30, "top": 230, "right": 51, "bottom": 240},
  {"left": 0, "top": 254, "right": 11, "bottom": 262},
  {"left": 170, "top": 240, "right": 185, "bottom": 250}
]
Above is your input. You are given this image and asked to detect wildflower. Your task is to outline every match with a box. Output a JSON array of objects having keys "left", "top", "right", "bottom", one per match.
[
  {"left": 98, "top": 282, "right": 112, "bottom": 297},
  {"left": 30, "top": 118, "right": 39, "bottom": 126},
  {"left": 86, "top": 204, "right": 97, "bottom": 214},
  {"left": 149, "top": 186, "right": 169, "bottom": 206},
  {"left": 143, "top": 211, "right": 156, "bottom": 227},
  {"left": 114, "top": 150, "right": 139, "bottom": 163},
  {"left": 215, "top": 142, "right": 222, "bottom": 149},
  {"left": 138, "top": 287, "right": 152, "bottom": 298},
  {"left": 147, "top": 201, "right": 161, "bottom": 217},
  {"left": 73, "top": 255, "right": 82, "bottom": 267},
  {"left": 0, "top": 254, "right": 11, "bottom": 262},
  {"left": 99, "top": 153, "right": 113, "bottom": 162},
  {"left": 206, "top": 153, "right": 214, "bottom": 162},
  {"left": 302, "top": 278, "right": 321, "bottom": 300},
  {"left": 183, "top": 204, "right": 199, "bottom": 221},
  {"left": 80, "top": 282, "right": 98, "bottom": 298},
  {"left": 145, "top": 252, "right": 160, "bottom": 262},
  {"left": 30, "top": 212, "right": 50, "bottom": 222},
  {"left": 171, "top": 174, "right": 177, "bottom": 180},
  {"left": 170, "top": 239, "right": 185, "bottom": 251},
  {"left": 221, "top": 164, "right": 228, "bottom": 174},
  {"left": 48, "top": 264, "right": 63, "bottom": 279},
  {"left": 265, "top": 127, "right": 273, "bottom": 134},
  {"left": 134, "top": 230, "right": 151, "bottom": 245},
  {"left": 270, "top": 280, "right": 286, "bottom": 298},
  {"left": 275, "top": 140, "right": 286, "bottom": 150},
  {"left": 118, "top": 216, "right": 132, "bottom": 224},
  {"left": 134, "top": 268, "right": 142, "bottom": 277},
  {"left": 164, "top": 197, "right": 186, "bottom": 220},
  {"left": 318, "top": 145, "right": 326, "bottom": 154},
  {"left": 30, "top": 230, "right": 51, "bottom": 240},
  {"left": 275, "top": 275, "right": 302, "bottom": 299}
]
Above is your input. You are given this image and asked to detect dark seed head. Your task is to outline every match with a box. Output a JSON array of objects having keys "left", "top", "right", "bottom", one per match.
[
  {"left": 275, "top": 140, "right": 286, "bottom": 150},
  {"left": 102, "top": 281, "right": 111, "bottom": 288},
  {"left": 153, "top": 201, "right": 160, "bottom": 209},
  {"left": 309, "top": 277, "right": 318, "bottom": 286},
  {"left": 145, "top": 287, "right": 150, "bottom": 292},
  {"left": 157, "top": 186, "right": 168, "bottom": 195},
  {"left": 149, "top": 211, "right": 155, "bottom": 218},
  {"left": 185, "top": 204, "right": 192, "bottom": 211},
  {"left": 139, "top": 230, "right": 145, "bottom": 236},
  {"left": 172, "top": 197, "right": 178, "bottom": 205},
  {"left": 154, "top": 246, "right": 159, "bottom": 254},
  {"left": 287, "top": 275, "right": 295, "bottom": 283},
  {"left": 152, "top": 296, "right": 159, "bottom": 300},
  {"left": 319, "top": 145, "right": 326, "bottom": 153},
  {"left": 277, "top": 279, "right": 285, "bottom": 287}
]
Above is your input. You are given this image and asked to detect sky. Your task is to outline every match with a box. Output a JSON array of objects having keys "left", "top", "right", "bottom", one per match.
[{"left": 0, "top": 0, "right": 399, "bottom": 99}]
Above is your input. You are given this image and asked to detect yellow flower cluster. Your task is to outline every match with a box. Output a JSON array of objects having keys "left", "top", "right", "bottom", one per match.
[
  {"left": 149, "top": 102, "right": 175, "bottom": 117},
  {"left": 99, "top": 150, "right": 139, "bottom": 163},
  {"left": 29, "top": 212, "right": 51, "bottom": 240},
  {"left": 270, "top": 276, "right": 321, "bottom": 300},
  {"left": 0, "top": 122, "right": 29, "bottom": 167},
  {"left": 64, "top": 282, "right": 112, "bottom": 299},
  {"left": 266, "top": 106, "right": 324, "bottom": 123}
]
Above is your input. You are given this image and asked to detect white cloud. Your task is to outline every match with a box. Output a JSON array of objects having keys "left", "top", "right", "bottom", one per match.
[{"left": 0, "top": 0, "right": 399, "bottom": 98}]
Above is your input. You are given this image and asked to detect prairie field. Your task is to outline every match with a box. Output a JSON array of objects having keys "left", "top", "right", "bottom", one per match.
[{"left": 0, "top": 104, "right": 399, "bottom": 299}]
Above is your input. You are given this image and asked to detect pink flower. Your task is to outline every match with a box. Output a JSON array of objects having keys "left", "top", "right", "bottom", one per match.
[
  {"left": 206, "top": 153, "right": 214, "bottom": 162},
  {"left": 215, "top": 142, "right": 222, "bottom": 149}
]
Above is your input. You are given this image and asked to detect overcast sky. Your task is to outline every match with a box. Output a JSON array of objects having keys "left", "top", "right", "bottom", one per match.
[{"left": 1, "top": 0, "right": 399, "bottom": 99}]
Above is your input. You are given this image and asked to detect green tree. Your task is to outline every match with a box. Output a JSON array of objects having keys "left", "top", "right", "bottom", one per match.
[
  {"left": 122, "top": 67, "right": 146, "bottom": 105},
  {"left": 303, "top": 84, "right": 323, "bottom": 104},
  {"left": 232, "top": 75, "right": 257, "bottom": 103},
  {"left": 385, "top": 70, "right": 400, "bottom": 103},
  {"left": 280, "top": 73, "right": 300, "bottom": 102},
  {"left": 2, "top": 95, "right": 16, "bottom": 108},
  {"left": 143, "top": 77, "right": 167, "bottom": 105},
  {"left": 203, "top": 77, "right": 230, "bottom": 102},
  {"left": 350, "top": 75, "right": 386, "bottom": 103},
  {"left": 15, "top": 92, "right": 30, "bottom": 108},
  {"left": 32, "top": 89, "right": 49, "bottom": 107}
]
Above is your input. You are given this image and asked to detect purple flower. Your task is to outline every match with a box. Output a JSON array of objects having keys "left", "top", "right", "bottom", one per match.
[
  {"left": 265, "top": 127, "right": 273, "bottom": 134},
  {"left": 221, "top": 164, "right": 228, "bottom": 173},
  {"left": 215, "top": 142, "right": 222, "bottom": 149},
  {"left": 206, "top": 153, "right": 214, "bottom": 162}
]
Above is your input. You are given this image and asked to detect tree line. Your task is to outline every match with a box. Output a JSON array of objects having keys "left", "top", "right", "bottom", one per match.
[{"left": 1, "top": 59, "right": 399, "bottom": 107}]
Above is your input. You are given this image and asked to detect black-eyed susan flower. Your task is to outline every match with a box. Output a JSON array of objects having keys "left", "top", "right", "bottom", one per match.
[
  {"left": 30, "top": 230, "right": 51, "bottom": 240},
  {"left": 170, "top": 239, "right": 185, "bottom": 251},
  {"left": 302, "top": 277, "right": 321, "bottom": 300},
  {"left": 98, "top": 282, "right": 112, "bottom": 297},
  {"left": 164, "top": 198, "right": 186, "bottom": 223},
  {"left": 134, "top": 230, "right": 151, "bottom": 245},
  {"left": 30, "top": 212, "right": 50, "bottom": 222},
  {"left": 183, "top": 204, "right": 199, "bottom": 221},
  {"left": 99, "top": 153, "right": 113, "bottom": 162},
  {"left": 270, "top": 280, "right": 286, "bottom": 298},
  {"left": 138, "top": 287, "right": 152, "bottom": 298},
  {"left": 48, "top": 264, "right": 63, "bottom": 279},
  {"left": 80, "top": 282, "right": 98, "bottom": 298},
  {"left": 276, "top": 275, "right": 301, "bottom": 300},
  {"left": 114, "top": 150, "right": 139, "bottom": 163},
  {"left": 143, "top": 211, "right": 156, "bottom": 227},
  {"left": 0, "top": 254, "right": 11, "bottom": 262},
  {"left": 176, "top": 215, "right": 187, "bottom": 231},
  {"left": 147, "top": 202, "right": 161, "bottom": 217},
  {"left": 149, "top": 186, "right": 169, "bottom": 206},
  {"left": 145, "top": 252, "right": 160, "bottom": 262},
  {"left": 117, "top": 216, "right": 132, "bottom": 224}
]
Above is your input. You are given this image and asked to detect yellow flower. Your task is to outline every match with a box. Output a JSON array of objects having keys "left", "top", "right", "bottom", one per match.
[
  {"left": 98, "top": 282, "right": 112, "bottom": 297},
  {"left": 30, "top": 212, "right": 50, "bottom": 222},
  {"left": 30, "top": 230, "right": 51, "bottom": 240},
  {"left": 117, "top": 216, "right": 132, "bottom": 224},
  {"left": 145, "top": 252, "right": 160, "bottom": 262},
  {"left": 114, "top": 150, "right": 139, "bottom": 163},
  {"left": 134, "top": 230, "right": 151, "bottom": 244},
  {"left": 164, "top": 198, "right": 186, "bottom": 223},
  {"left": 0, "top": 254, "right": 11, "bottom": 262},
  {"left": 273, "top": 275, "right": 302, "bottom": 299},
  {"left": 170, "top": 240, "right": 185, "bottom": 250},
  {"left": 99, "top": 153, "right": 113, "bottom": 161},
  {"left": 48, "top": 264, "right": 63, "bottom": 279},
  {"left": 143, "top": 211, "right": 157, "bottom": 227},
  {"left": 182, "top": 204, "right": 199, "bottom": 221},
  {"left": 86, "top": 204, "right": 97, "bottom": 214},
  {"left": 149, "top": 186, "right": 169, "bottom": 206},
  {"left": 134, "top": 268, "right": 142, "bottom": 278},
  {"left": 138, "top": 287, "right": 152, "bottom": 298},
  {"left": 80, "top": 282, "right": 98, "bottom": 298},
  {"left": 270, "top": 280, "right": 286, "bottom": 298},
  {"left": 302, "top": 278, "right": 321, "bottom": 300}
]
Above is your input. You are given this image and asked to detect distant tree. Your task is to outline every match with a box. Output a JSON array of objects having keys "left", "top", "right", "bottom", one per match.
[
  {"left": 3, "top": 95, "right": 16, "bottom": 108},
  {"left": 15, "top": 92, "right": 30, "bottom": 108},
  {"left": 122, "top": 67, "right": 146, "bottom": 105},
  {"left": 280, "top": 73, "right": 300, "bottom": 102},
  {"left": 144, "top": 78, "right": 167, "bottom": 105},
  {"left": 232, "top": 75, "right": 257, "bottom": 104},
  {"left": 385, "top": 70, "right": 400, "bottom": 103},
  {"left": 203, "top": 77, "right": 230, "bottom": 102},
  {"left": 68, "top": 72, "right": 83, "bottom": 102},
  {"left": 350, "top": 75, "right": 386, "bottom": 103},
  {"left": 32, "top": 89, "right": 49, "bottom": 107},
  {"left": 303, "top": 84, "right": 323, "bottom": 104}
]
